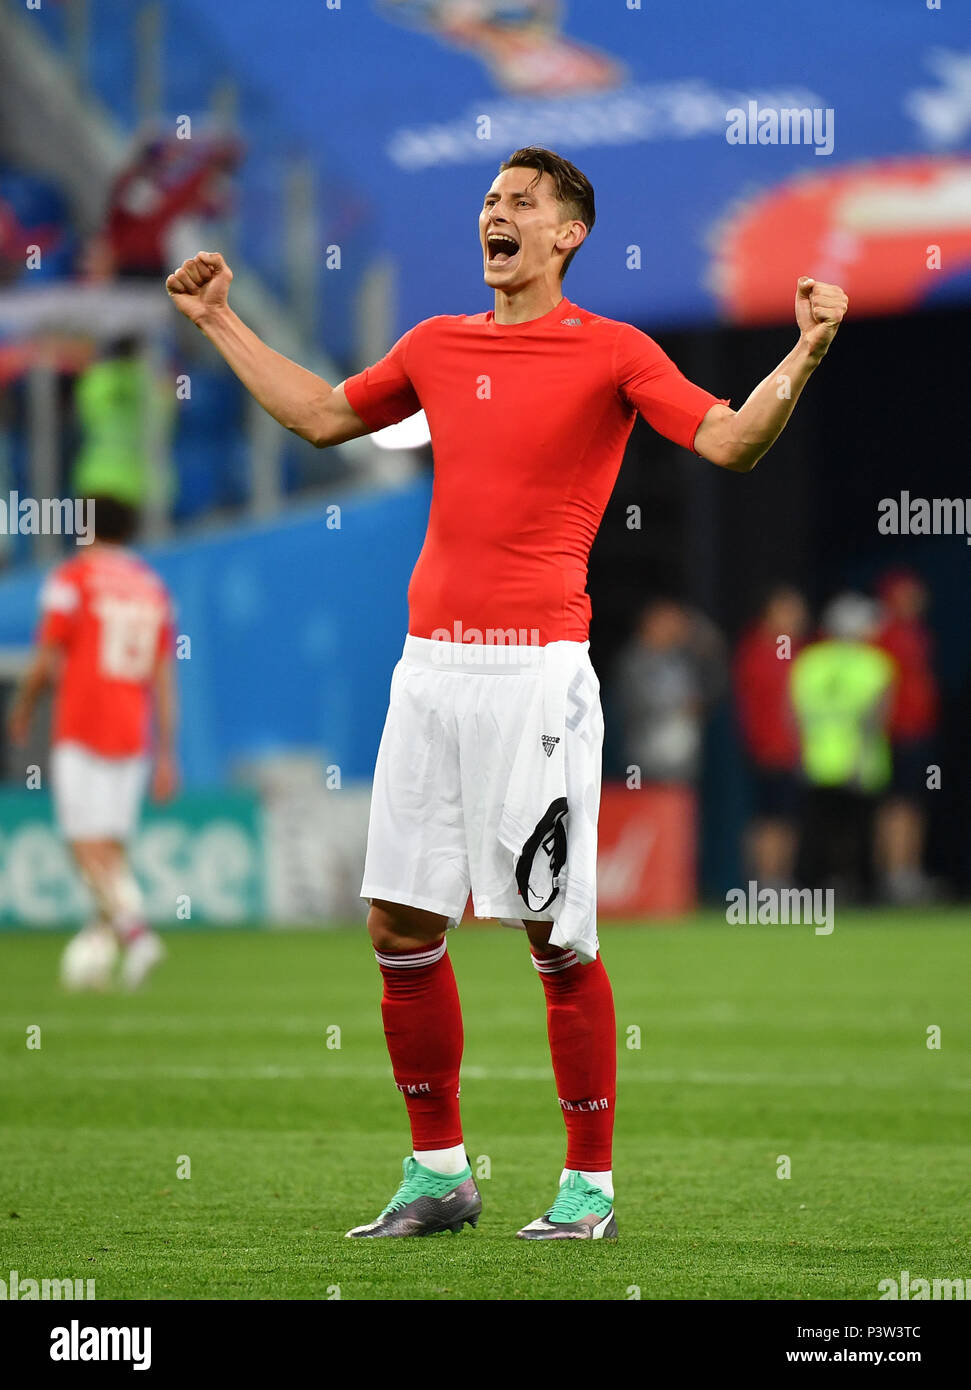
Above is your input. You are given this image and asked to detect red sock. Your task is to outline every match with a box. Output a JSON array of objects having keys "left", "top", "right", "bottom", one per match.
[
  {"left": 376, "top": 937, "right": 464, "bottom": 1150},
  {"left": 532, "top": 948, "right": 616, "bottom": 1171}
]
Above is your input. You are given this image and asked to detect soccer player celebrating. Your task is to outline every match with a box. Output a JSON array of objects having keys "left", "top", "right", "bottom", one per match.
[
  {"left": 166, "top": 146, "right": 847, "bottom": 1240},
  {"left": 7, "top": 498, "right": 177, "bottom": 991}
]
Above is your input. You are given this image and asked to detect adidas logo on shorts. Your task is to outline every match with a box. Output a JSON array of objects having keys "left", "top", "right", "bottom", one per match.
[{"left": 541, "top": 734, "right": 560, "bottom": 757}]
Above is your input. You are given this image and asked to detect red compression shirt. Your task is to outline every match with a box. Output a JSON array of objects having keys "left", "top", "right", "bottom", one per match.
[{"left": 343, "top": 298, "right": 727, "bottom": 645}]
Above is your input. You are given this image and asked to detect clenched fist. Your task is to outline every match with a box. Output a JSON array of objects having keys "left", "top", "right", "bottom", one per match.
[
  {"left": 166, "top": 251, "right": 233, "bottom": 325},
  {"left": 795, "top": 276, "right": 848, "bottom": 360}
]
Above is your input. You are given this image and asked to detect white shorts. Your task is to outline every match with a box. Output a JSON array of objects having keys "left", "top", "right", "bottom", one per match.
[
  {"left": 51, "top": 742, "right": 151, "bottom": 842},
  {"left": 361, "top": 636, "right": 603, "bottom": 927}
]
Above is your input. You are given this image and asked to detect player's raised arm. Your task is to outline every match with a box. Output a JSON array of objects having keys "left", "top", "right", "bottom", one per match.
[
  {"left": 694, "top": 276, "right": 849, "bottom": 473},
  {"left": 165, "top": 252, "right": 371, "bottom": 448}
]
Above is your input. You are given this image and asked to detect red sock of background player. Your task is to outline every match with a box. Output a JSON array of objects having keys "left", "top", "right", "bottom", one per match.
[
  {"left": 375, "top": 937, "right": 466, "bottom": 1174},
  {"left": 532, "top": 946, "right": 616, "bottom": 1200}
]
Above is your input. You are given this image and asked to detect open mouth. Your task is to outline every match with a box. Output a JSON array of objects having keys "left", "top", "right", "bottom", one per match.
[{"left": 486, "top": 232, "right": 521, "bottom": 267}]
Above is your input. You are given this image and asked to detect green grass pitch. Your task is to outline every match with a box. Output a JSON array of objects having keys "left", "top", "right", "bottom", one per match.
[{"left": 1, "top": 912, "right": 969, "bottom": 1301}]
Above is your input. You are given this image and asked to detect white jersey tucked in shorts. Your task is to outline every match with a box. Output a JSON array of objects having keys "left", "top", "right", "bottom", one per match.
[
  {"left": 51, "top": 741, "right": 151, "bottom": 842},
  {"left": 361, "top": 636, "right": 604, "bottom": 962}
]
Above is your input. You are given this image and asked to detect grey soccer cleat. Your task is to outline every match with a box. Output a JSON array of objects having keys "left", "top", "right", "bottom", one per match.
[
  {"left": 517, "top": 1171, "right": 617, "bottom": 1240},
  {"left": 345, "top": 1156, "right": 482, "bottom": 1238}
]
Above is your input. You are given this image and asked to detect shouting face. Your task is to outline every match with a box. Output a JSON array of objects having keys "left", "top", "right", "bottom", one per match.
[{"left": 479, "top": 166, "right": 586, "bottom": 292}]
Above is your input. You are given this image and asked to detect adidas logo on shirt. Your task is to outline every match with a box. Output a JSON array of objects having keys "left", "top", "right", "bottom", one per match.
[{"left": 541, "top": 734, "right": 560, "bottom": 757}]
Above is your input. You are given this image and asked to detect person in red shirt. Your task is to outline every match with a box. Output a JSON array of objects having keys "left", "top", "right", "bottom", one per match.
[
  {"left": 100, "top": 133, "right": 239, "bottom": 281},
  {"left": 166, "top": 145, "right": 849, "bottom": 1241},
  {"left": 734, "top": 587, "right": 809, "bottom": 887},
  {"left": 873, "top": 569, "right": 939, "bottom": 903},
  {"left": 7, "top": 499, "right": 178, "bottom": 990}
]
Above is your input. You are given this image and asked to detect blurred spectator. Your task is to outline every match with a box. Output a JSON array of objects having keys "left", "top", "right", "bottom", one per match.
[
  {"left": 0, "top": 166, "right": 76, "bottom": 284},
  {"left": 873, "top": 569, "right": 939, "bottom": 903},
  {"left": 71, "top": 338, "right": 175, "bottom": 512},
  {"left": 92, "top": 133, "right": 238, "bottom": 282},
  {"left": 734, "top": 586, "right": 808, "bottom": 887},
  {"left": 0, "top": 390, "right": 14, "bottom": 569},
  {"left": 612, "top": 599, "right": 726, "bottom": 786},
  {"left": 791, "top": 594, "right": 895, "bottom": 902}
]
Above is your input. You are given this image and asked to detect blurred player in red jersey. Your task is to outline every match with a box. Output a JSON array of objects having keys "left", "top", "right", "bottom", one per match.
[
  {"left": 7, "top": 498, "right": 178, "bottom": 990},
  {"left": 166, "top": 145, "right": 848, "bottom": 1240}
]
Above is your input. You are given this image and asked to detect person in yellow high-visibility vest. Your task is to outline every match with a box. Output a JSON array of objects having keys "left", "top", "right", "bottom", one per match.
[
  {"left": 791, "top": 594, "right": 896, "bottom": 901},
  {"left": 71, "top": 337, "right": 175, "bottom": 512}
]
